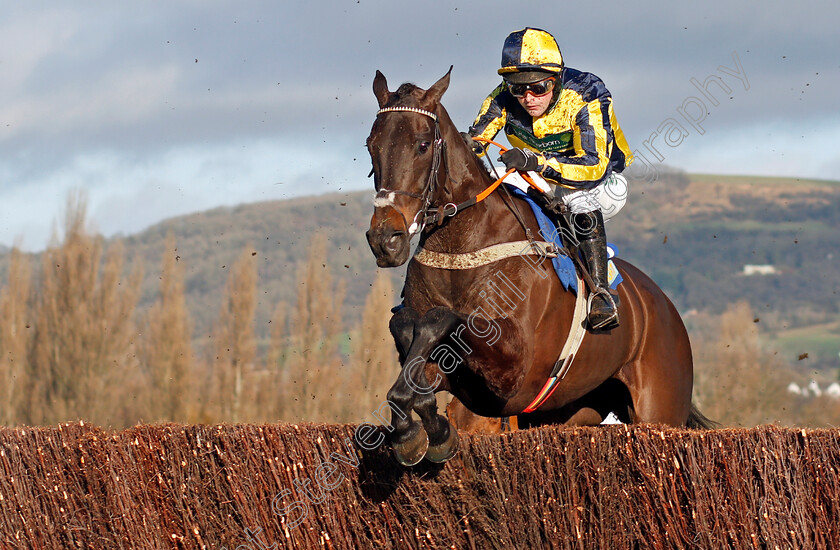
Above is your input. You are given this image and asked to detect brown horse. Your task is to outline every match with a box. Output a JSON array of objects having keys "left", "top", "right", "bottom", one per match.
[{"left": 365, "top": 68, "right": 710, "bottom": 466}]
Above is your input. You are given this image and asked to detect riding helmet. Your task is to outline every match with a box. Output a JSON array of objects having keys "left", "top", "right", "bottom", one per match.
[{"left": 499, "top": 27, "right": 564, "bottom": 84}]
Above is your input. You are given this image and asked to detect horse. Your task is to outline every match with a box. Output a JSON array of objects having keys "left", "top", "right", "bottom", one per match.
[
  {"left": 445, "top": 397, "right": 519, "bottom": 434},
  {"left": 365, "top": 68, "right": 711, "bottom": 466}
]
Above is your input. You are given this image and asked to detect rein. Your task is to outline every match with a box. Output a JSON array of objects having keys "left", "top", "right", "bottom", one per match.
[{"left": 420, "top": 167, "right": 514, "bottom": 228}]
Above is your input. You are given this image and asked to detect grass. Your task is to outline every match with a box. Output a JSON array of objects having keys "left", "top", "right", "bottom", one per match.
[{"left": 766, "top": 321, "right": 840, "bottom": 366}]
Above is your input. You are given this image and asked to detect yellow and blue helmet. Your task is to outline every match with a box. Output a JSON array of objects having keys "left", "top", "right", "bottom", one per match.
[{"left": 498, "top": 27, "right": 564, "bottom": 84}]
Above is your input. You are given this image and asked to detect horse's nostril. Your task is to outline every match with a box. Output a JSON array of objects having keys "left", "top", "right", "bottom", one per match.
[{"left": 387, "top": 232, "right": 405, "bottom": 249}]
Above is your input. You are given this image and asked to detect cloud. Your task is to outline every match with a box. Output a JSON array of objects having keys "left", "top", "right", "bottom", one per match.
[
  {"left": 2, "top": 135, "right": 364, "bottom": 251},
  {"left": 1, "top": 1, "right": 840, "bottom": 252},
  {"left": 0, "top": 7, "right": 82, "bottom": 91},
  {"left": 1, "top": 64, "right": 183, "bottom": 140}
]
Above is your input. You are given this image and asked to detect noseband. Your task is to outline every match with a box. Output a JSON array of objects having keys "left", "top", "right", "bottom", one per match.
[{"left": 374, "top": 106, "right": 450, "bottom": 235}]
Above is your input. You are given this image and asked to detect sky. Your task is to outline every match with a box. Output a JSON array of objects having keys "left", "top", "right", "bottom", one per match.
[{"left": 1, "top": 1, "right": 838, "bottom": 251}]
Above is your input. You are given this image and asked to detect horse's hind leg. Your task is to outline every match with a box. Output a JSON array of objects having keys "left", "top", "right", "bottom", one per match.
[
  {"left": 622, "top": 331, "right": 694, "bottom": 426},
  {"left": 386, "top": 307, "right": 460, "bottom": 466}
]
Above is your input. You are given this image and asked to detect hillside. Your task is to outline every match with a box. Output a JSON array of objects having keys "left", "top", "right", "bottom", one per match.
[
  {"left": 1, "top": 171, "right": 838, "bottom": 363},
  {"left": 611, "top": 172, "right": 840, "bottom": 356},
  {"left": 117, "top": 190, "right": 391, "bottom": 339}
]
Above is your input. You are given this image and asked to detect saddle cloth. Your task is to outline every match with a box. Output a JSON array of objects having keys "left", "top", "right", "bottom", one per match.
[{"left": 507, "top": 185, "right": 623, "bottom": 292}]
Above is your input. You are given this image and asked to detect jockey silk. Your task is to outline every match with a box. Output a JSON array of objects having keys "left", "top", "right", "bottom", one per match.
[{"left": 470, "top": 67, "right": 634, "bottom": 190}]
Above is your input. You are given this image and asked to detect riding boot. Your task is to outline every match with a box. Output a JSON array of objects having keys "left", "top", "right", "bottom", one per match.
[{"left": 574, "top": 210, "right": 619, "bottom": 330}]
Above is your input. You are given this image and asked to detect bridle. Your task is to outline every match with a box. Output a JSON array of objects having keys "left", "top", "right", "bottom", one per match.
[
  {"left": 374, "top": 106, "right": 449, "bottom": 235},
  {"left": 372, "top": 106, "right": 536, "bottom": 238}
]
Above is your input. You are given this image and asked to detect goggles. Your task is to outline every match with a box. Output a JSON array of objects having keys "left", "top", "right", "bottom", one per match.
[{"left": 507, "top": 77, "right": 556, "bottom": 98}]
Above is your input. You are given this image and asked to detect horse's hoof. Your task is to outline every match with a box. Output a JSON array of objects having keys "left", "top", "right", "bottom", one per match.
[
  {"left": 425, "top": 425, "right": 459, "bottom": 464},
  {"left": 392, "top": 426, "right": 429, "bottom": 467}
]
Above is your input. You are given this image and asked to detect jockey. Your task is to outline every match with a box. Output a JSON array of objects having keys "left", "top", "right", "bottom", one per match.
[{"left": 466, "top": 27, "right": 634, "bottom": 330}]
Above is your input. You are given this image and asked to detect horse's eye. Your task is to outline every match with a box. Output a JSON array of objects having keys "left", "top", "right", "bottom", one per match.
[{"left": 419, "top": 141, "right": 431, "bottom": 154}]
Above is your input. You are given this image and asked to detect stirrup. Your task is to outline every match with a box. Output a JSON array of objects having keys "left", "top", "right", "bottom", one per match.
[{"left": 587, "top": 288, "right": 619, "bottom": 330}]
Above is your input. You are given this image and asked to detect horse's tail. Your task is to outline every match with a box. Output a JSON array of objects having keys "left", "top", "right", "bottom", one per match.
[{"left": 685, "top": 403, "right": 718, "bottom": 430}]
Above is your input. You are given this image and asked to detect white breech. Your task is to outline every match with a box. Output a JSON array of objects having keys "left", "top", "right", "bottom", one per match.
[{"left": 505, "top": 171, "right": 628, "bottom": 220}]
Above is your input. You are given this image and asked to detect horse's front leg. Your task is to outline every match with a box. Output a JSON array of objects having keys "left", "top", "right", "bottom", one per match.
[
  {"left": 389, "top": 305, "right": 420, "bottom": 364},
  {"left": 387, "top": 307, "right": 460, "bottom": 466}
]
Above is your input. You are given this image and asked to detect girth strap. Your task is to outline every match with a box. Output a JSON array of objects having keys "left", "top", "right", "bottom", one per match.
[{"left": 521, "top": 272, "right": 588, "bottom": 413}]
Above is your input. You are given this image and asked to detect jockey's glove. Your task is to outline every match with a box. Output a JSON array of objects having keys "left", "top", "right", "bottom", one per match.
[
  {"left": 460, "top": 132, "right": 485, "bottom": 155},
  {"left": 499, "top": 147, "right": 542, "bottom": 172}
]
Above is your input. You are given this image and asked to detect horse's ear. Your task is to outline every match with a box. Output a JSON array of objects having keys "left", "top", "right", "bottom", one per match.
[
  {"left": 424, "top": 66, "right": 452, "bottom": 104},
  {"left": 373, "top": 70, "right": 391, "bottom": 108}
]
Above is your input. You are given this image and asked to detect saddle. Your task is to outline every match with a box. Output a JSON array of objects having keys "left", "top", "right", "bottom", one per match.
[{"left": 510, "top": 185, "right": 623, "bottom": 293}]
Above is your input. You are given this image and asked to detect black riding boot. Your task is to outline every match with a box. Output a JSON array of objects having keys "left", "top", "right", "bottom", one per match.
[{"left": 574, "top": 210, "right": 619, "bottom": 330}]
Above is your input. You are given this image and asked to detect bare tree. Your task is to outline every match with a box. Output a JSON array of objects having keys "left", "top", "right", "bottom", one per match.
[
  {"left": 138, "top": 231, "right": 193, "bottom": 423},
  {"left": 693, "top": 301, "right": 792, "bottom": 426},
  {"left": 27, "top": 192, "right": 142, "bottom": 427},
  {"left": 349, "top": 270, "right": 399, "bottom": 421},
  {"left": 281, "top": 233, "right": 347, "bottom": 422},
  {"left": 0, "top": 248, "right": 31, "bottom": 426},
  {"left": 209, "top": 246, "right": 258, "bottom": 422}
]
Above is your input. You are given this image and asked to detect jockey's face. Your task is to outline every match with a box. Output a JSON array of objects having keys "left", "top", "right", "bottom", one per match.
[
  {"left": 517, "top": 88, "right": 553, "bottom": 117},
  {"left": 506, "top": 74, "right": 556, "bottom": 117}
]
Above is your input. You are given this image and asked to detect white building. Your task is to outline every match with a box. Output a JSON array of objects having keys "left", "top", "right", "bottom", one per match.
[{"left": 742, "top": 264, "right": 777, "bottom": 276}]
